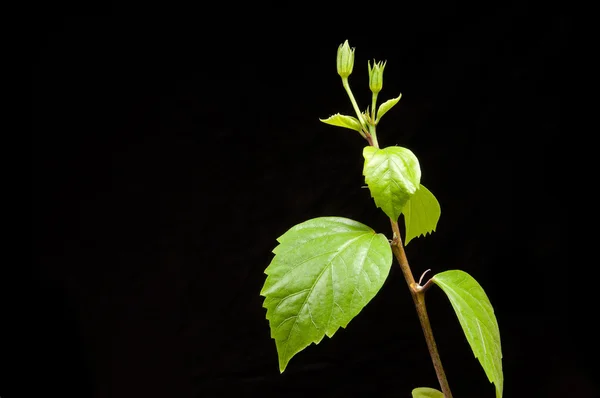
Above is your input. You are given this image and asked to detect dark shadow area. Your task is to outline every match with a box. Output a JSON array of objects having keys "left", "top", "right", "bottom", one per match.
[{"left": 29, "top": 4, "right": 588, "bottom": 398}]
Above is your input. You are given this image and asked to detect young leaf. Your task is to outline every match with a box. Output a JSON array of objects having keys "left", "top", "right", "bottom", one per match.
[
  {"left": 376, "top": 93, "right": 402, "bottom": 123},
  {"left": 432, "top": 270, "right": 503, "bottom": 398},
  {"left": 319, "top": 113, "right": 363, "bottom": 132},
  {"left": 402, "top": 184, "right": 441, "bottom": 246},
  {"left": 412, "top": 387, "right": 444, "bottom": 398},
  {"left": 260, "top": 217, "right": 393, "bottom": 373},
  {"left": 363, "top": 146, "right": 421, "bottom": 221}
]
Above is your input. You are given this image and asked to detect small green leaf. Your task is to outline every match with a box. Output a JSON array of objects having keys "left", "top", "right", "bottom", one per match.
[
  {"left": 432, "top": 270, "right": 503, "bottom": 398},
  {"left": 412, "top": 387, "right": 444, "bottom": 398},
  {"left": 402, "top": 184, "right": 441, "bottom": 246},
  {"left": 319, "top": 113, "right": 363, "bottom": 132},
  {"left": 363, "top": 146, "right": 421, "bottom": 221},
  {"left": 261, "top": 217, "right": 393, "bottom": 373},
  {"left": 376, "top": 93, "right": 402, "bottom": 123}
]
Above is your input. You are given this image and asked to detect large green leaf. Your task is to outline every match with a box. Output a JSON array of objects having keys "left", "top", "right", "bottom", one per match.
[
  {"left": 412, "top": 387, "right": 444, "bottom": 398},
  {"left": 363, "top": 146, "right": 421, "bottom": 221},
  {"left": 260, "top": 217, "right": 393, "bottom": 372},
  {"left": 402, "top": 184, "right": 441, "bottom": 246},
  {"left": 432, "top": 270, "right": 503, "bottom": 398}
]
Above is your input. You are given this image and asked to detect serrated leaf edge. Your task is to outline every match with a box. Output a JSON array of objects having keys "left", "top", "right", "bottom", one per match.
[{"left": 402, "top": 184, "right": 441, "bottom": 246}]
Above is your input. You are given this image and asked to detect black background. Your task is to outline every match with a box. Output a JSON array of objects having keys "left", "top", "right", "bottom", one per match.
[{"left": 30, "top": 4, "right": 588, "bottom": 398}]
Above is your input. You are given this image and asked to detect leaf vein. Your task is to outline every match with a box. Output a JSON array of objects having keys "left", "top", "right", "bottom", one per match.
[
  {"left": 273, "top": 289, "right": 311, "bottom": 312},
  {"left": 437, "top": 280, "right": 502, "bottom": 354},
  {"left": 280, "top": 234, "right": 366, "bottom": 348}
]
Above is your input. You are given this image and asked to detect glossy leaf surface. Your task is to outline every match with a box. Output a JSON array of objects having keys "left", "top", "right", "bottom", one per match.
[
  {"left": 433, "top": 270, "right": 503, "bottom": 398},
  {"left": 363, "top": 146, "right": 421, "bottom": 221},
  {"left": 261, "top": 217, "right": 392, "bottom": 372},
  {"left": 402, "top": 184, "right": 441, "bottom": 245}
]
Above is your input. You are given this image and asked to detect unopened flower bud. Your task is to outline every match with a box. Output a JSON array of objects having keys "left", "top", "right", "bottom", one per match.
[
  {"left": 337, "top": 40, "right": 355, "bottom": 78},
  {"left": 368, "top": 60, "right": 386, "bottom": 94}
]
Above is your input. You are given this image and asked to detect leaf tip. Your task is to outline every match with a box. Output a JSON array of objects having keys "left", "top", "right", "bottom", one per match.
[{"left": 278, "top": 354, "right": 291, "bottom": 374}]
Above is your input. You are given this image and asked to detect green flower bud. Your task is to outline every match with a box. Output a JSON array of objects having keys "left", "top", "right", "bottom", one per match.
[
  {"left": 337, "top": 40, "right": 355, "bottom": 78},
  {"left": 368, "top": 60, "right": 386, "bottom": 94}
]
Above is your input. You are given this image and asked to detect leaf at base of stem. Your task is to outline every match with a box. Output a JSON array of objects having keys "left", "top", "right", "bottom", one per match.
[{"left": 412, "top": 387, "right": 444, "bottom": 398}]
